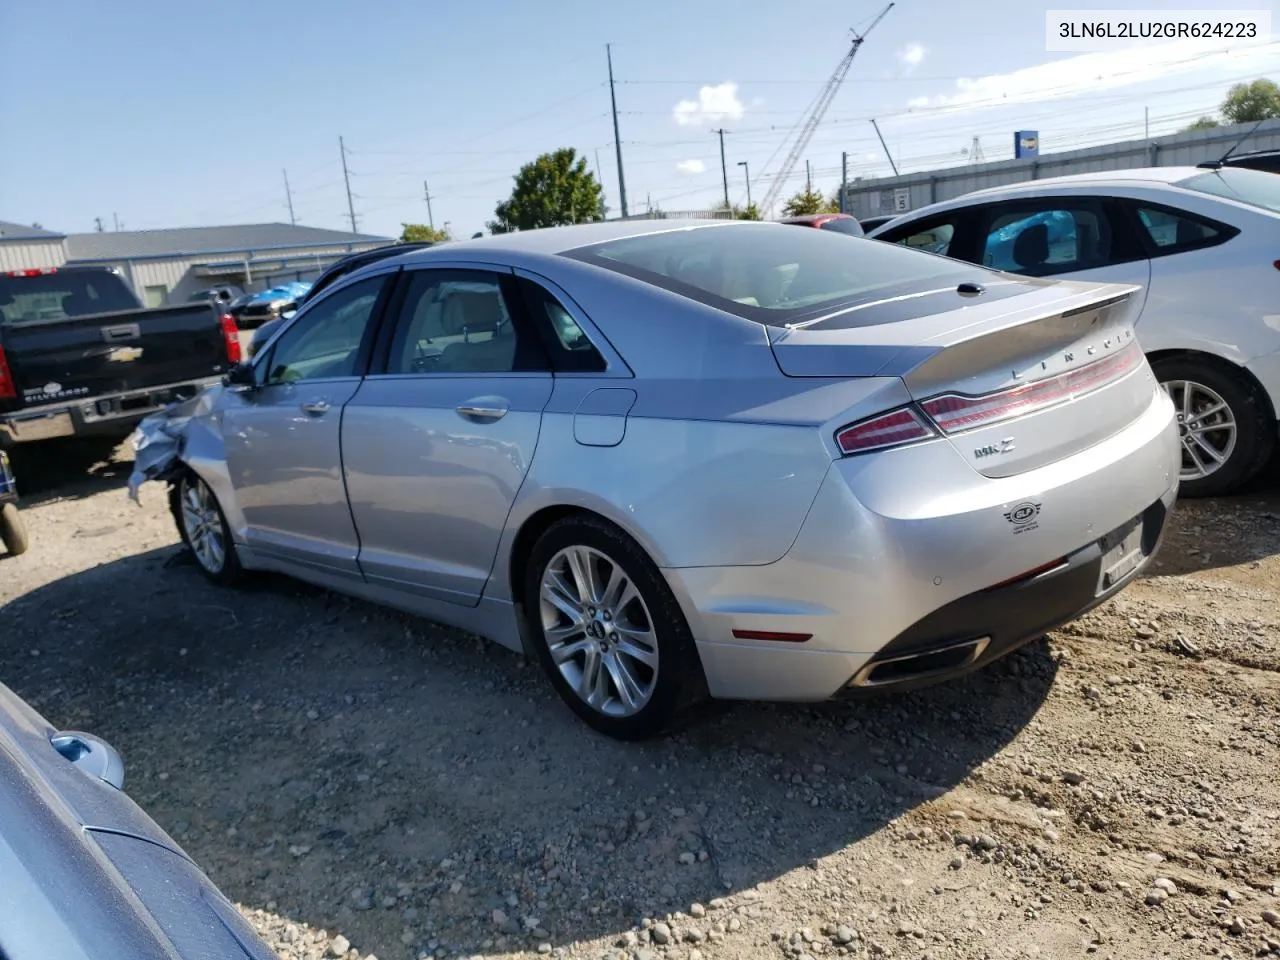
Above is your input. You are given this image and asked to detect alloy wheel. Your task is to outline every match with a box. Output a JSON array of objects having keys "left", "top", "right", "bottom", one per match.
[
  {"left": 538, "top": 545, "right": 659, "bottom": 718},
  {"left": 180, "top": 477, "right": 226, "bottom": 575},
  {"left": 1162, "top": 379, "right": 1237, "bottom": 482}
]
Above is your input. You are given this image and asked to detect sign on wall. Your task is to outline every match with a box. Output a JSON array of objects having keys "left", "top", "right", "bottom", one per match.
[
  {"left": 893, "top": 188, "right": 911, "bottom": 212},
  {"left": 1014, "top": 130, "right": 1040, "bottom": 159}
]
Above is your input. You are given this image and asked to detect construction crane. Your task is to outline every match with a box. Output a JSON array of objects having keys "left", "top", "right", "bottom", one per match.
[{"left": 758, "top": 2, "right": 894, "bottom": 215}]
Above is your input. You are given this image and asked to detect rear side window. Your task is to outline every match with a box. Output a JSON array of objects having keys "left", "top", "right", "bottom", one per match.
[
  {"left": 1132, "top": 204, "right": 1233, "bottom": 254},
  {"left": 518, "top": 278, "right": 607, "bottom": 372},
  {"left": 0, "top": 271, "right": 137, "bottom": 324},
  {"left": 980, "top": 206, "right": 1113, "bottom": 275},
  {"left": 564, "top": 223, "right": 980, "bottom": 327}
]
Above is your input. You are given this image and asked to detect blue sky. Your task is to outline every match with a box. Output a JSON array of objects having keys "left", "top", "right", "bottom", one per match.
[{"left": 1, "top": 0, "right": 1276, "bottom": 239}]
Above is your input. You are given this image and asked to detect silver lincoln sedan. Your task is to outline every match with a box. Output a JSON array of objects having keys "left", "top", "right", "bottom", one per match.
[{"left": 135, "top": 220, "right": 1180, "bottom": 739}]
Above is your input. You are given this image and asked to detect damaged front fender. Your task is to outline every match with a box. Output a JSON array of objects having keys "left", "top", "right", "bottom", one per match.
[{"left": 127, "top": 385, "right": 226, "bottom": 503}]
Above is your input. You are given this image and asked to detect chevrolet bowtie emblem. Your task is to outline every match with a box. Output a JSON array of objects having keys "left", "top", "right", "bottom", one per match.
[{"left": 107, "top": 346, "right": 144, "bottom": 363}]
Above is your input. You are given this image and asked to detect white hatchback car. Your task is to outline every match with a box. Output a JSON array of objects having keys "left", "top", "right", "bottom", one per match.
[{"left": 869, "top": 166, "right": 1280, "bottom": 496}]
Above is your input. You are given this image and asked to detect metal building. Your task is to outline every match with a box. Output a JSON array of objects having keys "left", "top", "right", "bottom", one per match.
[
  {"left": 62, "top": 223, "right": 392, "bottom": 306},
  {"left": 0, "top": 221, "right": 68, "bottom": 272},
  {"left": 841, "top": 117, "right": 1280, "bottom": 220}
]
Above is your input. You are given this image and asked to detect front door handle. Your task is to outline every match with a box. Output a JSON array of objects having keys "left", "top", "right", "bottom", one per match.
[
  {"left": 456, "top": 397, "right": 509, "bottom": 423},
  {"left": 301, "top": 399, "right": 330, "bottom": 416}
]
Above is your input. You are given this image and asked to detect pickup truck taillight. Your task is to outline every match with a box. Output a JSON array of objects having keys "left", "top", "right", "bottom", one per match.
[
  {"left": 0, "top": 344, "right": 14, "bottom": 400},
  {"left": 220, "top": 314, "right": 242, "bottom": 364}
]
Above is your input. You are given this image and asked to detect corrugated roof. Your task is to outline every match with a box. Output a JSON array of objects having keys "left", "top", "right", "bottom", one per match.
[
  {"left": 0, "top": 220, "right": 65, "bottom": 241},
  {"left": 64, "top": 222, "right": 391, "bottom": 261}
]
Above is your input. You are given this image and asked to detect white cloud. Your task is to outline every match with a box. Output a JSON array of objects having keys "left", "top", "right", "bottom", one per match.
[
  {"left": 906, "top": 39, "right": 1273, "bottom": 115},
  {"left": 897, "top": 42, "right": 926, "bottom": 72},
  {"left": 676, "top": 159, "right": 707, "bottom": 175},
  {"left": 673, "top": 82, "right": 745, "bottom": 127}
]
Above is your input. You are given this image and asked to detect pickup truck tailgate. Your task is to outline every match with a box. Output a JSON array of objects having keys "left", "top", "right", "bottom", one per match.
[{"left": 1, "top": 303, "right": 231, "bottom": 406}]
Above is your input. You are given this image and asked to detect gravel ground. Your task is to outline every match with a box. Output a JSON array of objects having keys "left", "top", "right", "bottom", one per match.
[{"left": 1, "top": 441, "right": 1279, "bottom": 960}]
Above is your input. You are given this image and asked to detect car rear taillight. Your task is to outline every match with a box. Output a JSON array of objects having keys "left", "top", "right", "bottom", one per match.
[
  {"left": 5, "top": 268, "right": 57, "bottom": 278},
  {"left": 835, "top": 407, "right": 936, "bottom": 455},
  {"left": 220, "top": 313, "right": 242, "bottom": 364},
  {"left": 0, "top": 344, "right": 15, "bottom": 400},
  {"left": 834, "top": 343, "right": 1144, "bottom": 457},
  {"left": 920, "top": 343, "right": 1141, "bottom": 434}
]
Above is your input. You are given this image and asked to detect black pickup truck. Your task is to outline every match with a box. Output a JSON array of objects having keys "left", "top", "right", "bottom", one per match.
[{"left": 0, "top": 266, "right": 239, "bottom": 448}]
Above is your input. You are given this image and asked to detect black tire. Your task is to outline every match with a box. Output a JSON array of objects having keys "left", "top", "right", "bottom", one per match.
[
  {"left": 0, "top": 502, "right": 28, "bottom": 557},
  {"left": 168, "top": 471, "right": 242, "bottom": 586},
  {"left": 522, "top": 514, "right": 707, "bottom": 740},
  {"left": 1150, "top": 356, "right": 1275, "bottom": 498}
]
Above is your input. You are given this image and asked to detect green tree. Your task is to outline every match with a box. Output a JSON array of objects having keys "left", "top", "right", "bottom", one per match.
[
  {"left": 1182, "top": 115, "right": 1220, "bottom": 132},
  {"left": 400, "top": 223, "right": 450, "bottom": 243},
  {"left": 735, "top": 202, "right": 762, "bottom": 221},
  {"left": 1221, "top": 78, "right": 1280, "bottom": 124},
  {"left": 488, "top": 148, "right": 605, "bottom": 233},
  {"left": 782, "top": 185, "right": 838, "bottom": 217}
]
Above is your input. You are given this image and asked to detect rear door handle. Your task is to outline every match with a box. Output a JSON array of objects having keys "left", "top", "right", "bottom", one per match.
[
  {"left": 301, "top": 399, "right": 330, "bottom": 416},
  {"left": 456, "top": 397, "right": 509, "bottom": 423}
]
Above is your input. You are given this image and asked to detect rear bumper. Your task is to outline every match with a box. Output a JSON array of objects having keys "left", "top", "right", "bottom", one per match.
[
  {"left": 665, "top": 386, "right": 1180, "bottom": 702},
  {"left": 0, "top": 378, "right": 220, "bottom": 445}
]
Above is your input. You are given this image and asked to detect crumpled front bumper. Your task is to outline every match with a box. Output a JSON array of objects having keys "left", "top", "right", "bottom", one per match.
[{"left": 126, "top": 385, "right": 225, "bottom": 503}]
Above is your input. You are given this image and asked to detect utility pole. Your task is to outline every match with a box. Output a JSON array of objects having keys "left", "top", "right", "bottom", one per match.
[
  {"left": 737, "top": 160, "right": 752, "bottom": 208},
  {"left": 112, "top": 212, "right": 120, "bottom": 232},
  {"left": 283, "top": 169, "right": 296, "bottom": 225},
  {"left": 422, "top": 180, "right": 435, "bottom": 230},
  {"left": 94, "top": 217, "right": 104, "bottom": 233},
  {"left": 1144, "top": 106, "right": 1149, "bottom": 139},
  {"left": 870, "top": 119, "right": 899, "bottom": 176},
  {"left": 713, "top": 128, "right": 730, "bottom": 209},
  {"left": 806, "top": 159, "right": 812, "bottom": 193},
  {"left": 840, "top": 151, "right": 848, "bottom": 213},
  {"left": 339, "top": 135, "right": 358, "bottom": 234},
  {"left": 606, "top": 44, "right": 629, "bottom": 218}
]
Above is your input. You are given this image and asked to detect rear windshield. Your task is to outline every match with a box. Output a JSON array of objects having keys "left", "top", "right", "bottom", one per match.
[
  {"left": 1176, "top": 167, "right": 1280, "bottom": 214},
  {"left": 563, "top": 222, "right": 980, "bottom": 326},
  {"left": 0, "top": 271, "right": 137, "bottom": 325},
  {"left": 819, "top": 217, "right": 865, "bottom": 236}
]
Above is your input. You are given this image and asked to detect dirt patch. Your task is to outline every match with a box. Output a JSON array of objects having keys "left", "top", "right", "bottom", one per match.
[{"left": 2, "top": 445, "right": 1278, "bottom": 960}]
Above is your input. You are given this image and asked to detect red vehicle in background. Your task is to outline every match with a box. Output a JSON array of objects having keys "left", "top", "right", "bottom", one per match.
[{"left": 778, "top": 212, "right": 866, "bottom": 236}]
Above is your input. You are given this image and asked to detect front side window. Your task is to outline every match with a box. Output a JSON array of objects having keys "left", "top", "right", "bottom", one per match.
[
  {"left": 264, "top": 275, "right": 386, "bottom": 384},
  {"left": 564, "top": 222, "right": 980, "bottom": 328},
  {"left": 386, "top": 270, "right": 542, "bottom": 375},
  {"left": 980, "top": 205, "right": 1112, "bottom": 276}
]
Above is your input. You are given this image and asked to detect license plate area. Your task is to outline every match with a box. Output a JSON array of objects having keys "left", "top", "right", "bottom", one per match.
[{"left": 1097, "top": 516, "right": 1144, "bottom": 593}]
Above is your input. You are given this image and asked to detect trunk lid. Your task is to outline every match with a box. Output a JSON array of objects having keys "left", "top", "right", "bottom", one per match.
[{"left": 768, "top": 278, "right": 1156, "bottom": 477}]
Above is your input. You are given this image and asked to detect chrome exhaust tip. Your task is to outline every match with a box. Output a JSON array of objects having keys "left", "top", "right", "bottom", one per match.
[{"left": 849, "top": 636, "right": 991, "bottom": 689}]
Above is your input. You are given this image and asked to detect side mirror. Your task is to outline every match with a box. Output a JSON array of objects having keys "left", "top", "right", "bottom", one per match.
[
  {"left": 278, "top": 307, "right": 297, "bottom": 322},
  {"left": 223, "top": 361, "right": 257, "bottom": 389}
]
